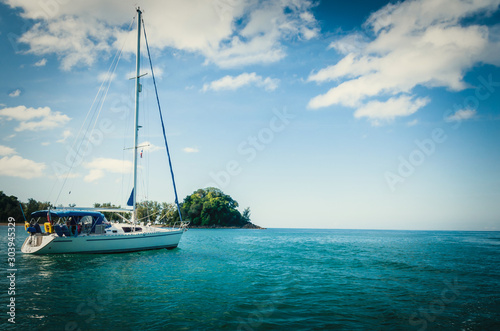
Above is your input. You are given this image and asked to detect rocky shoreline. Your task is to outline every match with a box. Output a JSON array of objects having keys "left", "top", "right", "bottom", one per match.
[
  {"left": 0, "top": 222, "right": 19, "bottom": 226},
  {"left": 157, "top": 222, "right": 265, "bottom": 229},
  {"left": 186, "top": 223, "right": 265, "bottom": 229},
  {"left": 1, "top": 222, "right": 266, "bottom": 229}
]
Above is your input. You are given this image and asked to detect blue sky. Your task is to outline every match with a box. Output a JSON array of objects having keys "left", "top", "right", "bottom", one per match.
[{"left": 1, "top": 0, "right": 499, "bottom": 230}]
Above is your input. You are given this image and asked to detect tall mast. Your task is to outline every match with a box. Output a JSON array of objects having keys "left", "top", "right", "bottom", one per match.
[{"left": 132, "top": 7, "right": 142, "bottom": 223}]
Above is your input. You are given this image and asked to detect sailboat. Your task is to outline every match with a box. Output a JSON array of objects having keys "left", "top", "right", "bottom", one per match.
[{"left": 21, "top": 8, "right": 189, "bottom": 254}]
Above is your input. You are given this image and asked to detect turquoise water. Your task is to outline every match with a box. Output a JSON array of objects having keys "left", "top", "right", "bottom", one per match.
[{"left": 1, "top": 227, "right": 499, "bottom": 330}]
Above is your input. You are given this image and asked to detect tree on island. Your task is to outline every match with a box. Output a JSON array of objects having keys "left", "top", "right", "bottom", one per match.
[
  {"left": 135, "top": 201, "right": 177, "bottom": 225},
  {"left": 93, "top": 202, "right": 129, "bottom": 222},
  {"left": 0, "top": 191, "right": 23, "bottom": 222},
  {"left": 176, "top": 187, "right": 252, "bottom": 227},
  {"left": 25, "top": 198, "right": 51, "bottom": 218},
  {"left": 0, "top": 191, "right": 51, "bottom": 223}
]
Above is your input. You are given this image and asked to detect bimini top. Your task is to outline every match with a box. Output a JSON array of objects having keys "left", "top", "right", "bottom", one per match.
[{"left": 30, "top": 210, "right": 105, "bottom": 223}]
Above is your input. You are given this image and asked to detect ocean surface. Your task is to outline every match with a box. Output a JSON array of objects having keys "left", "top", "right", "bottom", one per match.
[{"left": 1, "top": 227, "right": 499, "bottom": 330}]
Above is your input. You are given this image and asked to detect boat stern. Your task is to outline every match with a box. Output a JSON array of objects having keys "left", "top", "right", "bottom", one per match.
[{"left": 21, "top": 234, "right": 56, "bottom": 254}]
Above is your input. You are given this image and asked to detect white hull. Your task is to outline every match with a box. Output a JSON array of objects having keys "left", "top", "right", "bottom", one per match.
[{"left": 21, "top": 227, "right": 184, "bottom": 254}]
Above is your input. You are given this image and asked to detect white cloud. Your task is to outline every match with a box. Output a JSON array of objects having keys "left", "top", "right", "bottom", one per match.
[
  {"left": 407, "top": 119, "right": 419, "bottom": 127},
  {"left": 327, "top": 33, "right": 368, "bottom": 54},
  {"left": 83, "top": 157, "right": 133, "bottom": 182},
  {"left": 0, "top": 145, "right": 17, "bottom": 156},
  {"left": 183, "top": 147, "right": 199, "bottom": 153},
  {"left": 140, "top": 141, "right": 162, "bottom": 152},
  {"left": 202, "top": 72, "right": 279, "bottom": 92},
  {"left": 124, "top": 66, "right": 162, "bottom": 81},
  {"left": 0, "top": 105, "right": 70, "bottom": 131},
  {"left": 57, "top": 129, "right": 72, "bottom": 143},
  {"left": 150, "top": 66, "right": 164, "bottom": 79},
  {"left": 445, "top": 109, "right": 477, "bottom": 122},
  {"left": 98, "top": 71, "right": 117, "bottom": 82},
  {"left": 354, "top": 95, "right": 430, "bottom": 125},
  {"left": 34, "top": 58, "right": 47, "bottom": 66},
  {"left": 5, "top": 0, "right": 318, "bottom": 70},
  {"left": 19, "top": 16, "right": 116, "bottom": 71},
  {"left": 9, "top": 89, "right": 21, "bottom": 98},
  {"left": 52, "top": 170, "right": 80, "bottom": 180},
  {"left": 0, "top": 155, "right": 45, "bottom": 179},
  {"left": 307, "top": 0, "right": 500, "bottom": 122},
  {"left": 3, "top": 134, "right": 16, "bottom": 141},
  {"left": 84, "top": 169, "right": 105, "bottom": 182}
]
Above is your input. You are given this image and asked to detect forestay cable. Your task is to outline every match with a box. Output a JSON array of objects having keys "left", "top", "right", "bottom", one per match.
[{"left": 142, "top": 19, "right": 184, "bottom": 222}]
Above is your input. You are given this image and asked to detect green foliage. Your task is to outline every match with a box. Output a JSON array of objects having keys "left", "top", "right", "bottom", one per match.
[
  {"left": 0, "top": 191, "right": 23, "bottom": 222},
  {"left": 109, "top": 200, "right": 177, "bottom": 225},
  {"left": 93, "top": 202, "right": 129, "bottom": 221},
  {"left": 242, "top": 207, "right": 251, "bottom": 223},
  {"left": 159, "top": 202, "right": 179, "bottom": 226},
  {"left": 25, "top": 198, "right": 51, "bottom": 219},
  {"left": 178, "top": 187, "right": 251, "bottom": 227},
  {"left": 136, "top": 201, "right": 159, "bottom": 223},
  {"left": 0, "top": 192, "right": 51, "bottom": 223}
]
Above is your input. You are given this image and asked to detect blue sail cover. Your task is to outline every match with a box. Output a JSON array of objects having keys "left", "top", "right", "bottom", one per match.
[
  {"left": 30, "top": 210, "right": 107, "bottom": 234},
  {"left": 30, "top": 210, "right": 105, "bottom": 223},
  {"left": 127, "top": 188, "right": 134, "bottom": 206}
]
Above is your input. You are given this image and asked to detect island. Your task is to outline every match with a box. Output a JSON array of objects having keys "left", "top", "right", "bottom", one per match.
[{"left": 172, "top": 188, "right": 264, "bottom": 229}]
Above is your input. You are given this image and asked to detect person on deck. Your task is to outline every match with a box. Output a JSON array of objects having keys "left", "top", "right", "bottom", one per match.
[{"left": 68, "top": 217, "right": 78, "bottom": 236}]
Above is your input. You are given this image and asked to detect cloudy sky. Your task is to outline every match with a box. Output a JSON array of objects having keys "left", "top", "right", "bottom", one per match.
[{"left": 1, "top": 0, "right": 499, "bottom": 230}]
